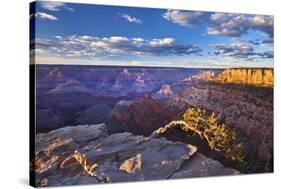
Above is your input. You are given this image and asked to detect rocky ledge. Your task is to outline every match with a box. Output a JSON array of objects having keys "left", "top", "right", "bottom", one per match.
[{"left": 33, "top": 124, "right": 239, "bottom": 187}]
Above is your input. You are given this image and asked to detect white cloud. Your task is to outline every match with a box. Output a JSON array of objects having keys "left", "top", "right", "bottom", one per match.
[
  {"left": 162, "top": 10, "right": 205, "bottom": 28},
  {"left": 34, "top": 55, "right": 177, "bottom": 67},
  {"left": 34, "top": 12, "right": 58, "bottom": 21},
  {"left": 207, "top": 13, "right": 273, "bottom": 37},
  {"left": 120, "top": 14, "right": 143, "bottom": 24},
  {"left": 39, "top": 1, "right": 74, "bottom": 11},
  {"left": 54, "top": 35, "right": 63, "bottom": 39},
  {"left": 33, "top": 35, "right": 202, "bottom": 58},
  {"left": 132, "top": 38, "right": 144, "bottom": 42},
  {"left": 162, "top": 10, "right": 273, "bottom": 38},
  {"left": 34, "top": 54, "right": 273, "bottom": 68},
  {"left": 107, "top": 36, "right": 129, "bottom": 43},
  {"left": 149, "top": 38, "right": 175, "bottom": 47},
  {"left": 251, "top": 15, "right": 273, "bottom": 26},
  {"left": 210, "top": 39, "right": 273, "bottom": 60}
]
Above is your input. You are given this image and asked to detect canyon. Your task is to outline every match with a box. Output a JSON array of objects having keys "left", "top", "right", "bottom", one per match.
[{"left": 33, "top": 65, "right": 273, "bottom": 186}]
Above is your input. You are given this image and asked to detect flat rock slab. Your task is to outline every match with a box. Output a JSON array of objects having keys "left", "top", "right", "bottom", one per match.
[
  {"left": 34, "top": 124, "right": 239, "bottom": 187},
  {"left": 171, "top": 153, "right": 240, "bottom": 178}
]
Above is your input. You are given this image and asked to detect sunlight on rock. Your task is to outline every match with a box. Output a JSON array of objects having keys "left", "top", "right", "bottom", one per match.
[
  {"left": 209, "top": 68, "right": 273, "bottom": 87},
  {"left": 119, "top": 154, "right": 142, "bottom": 173}
]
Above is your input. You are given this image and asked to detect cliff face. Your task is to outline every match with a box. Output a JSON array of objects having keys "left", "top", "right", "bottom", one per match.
[
  {"left": 107, "top": 95, "right": 175, "bottom": 136},
  {"left": 209, "top": 68, "right": 273, "bottom": 87},
  {"left": 164, "top": 82, "right": 273, "bottom": 173},
  {"left": 152, "top": 70, "right": 215, "bottom": 100}
]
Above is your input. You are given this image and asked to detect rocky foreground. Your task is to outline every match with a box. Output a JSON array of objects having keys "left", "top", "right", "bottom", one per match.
[{"left": 34, "top": 124, "right": 239, "bottom": 187}]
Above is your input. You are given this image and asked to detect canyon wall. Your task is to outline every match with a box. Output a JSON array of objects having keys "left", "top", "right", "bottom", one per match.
[
  {"left": 165, "top": 82, "right": 273, "bottom": 173},
  {"left": 209, "top": 68, "right": 273, "bottom": 87}
]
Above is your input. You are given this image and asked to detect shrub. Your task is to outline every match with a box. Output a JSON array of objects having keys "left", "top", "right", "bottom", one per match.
[{"left": 151, "top": 108, "right": 244, "bottom": 161}]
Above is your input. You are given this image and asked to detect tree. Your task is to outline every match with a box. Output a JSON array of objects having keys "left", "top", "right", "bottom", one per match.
[{"left": 151, "top": 108, "right": 244, "bottom": 161}]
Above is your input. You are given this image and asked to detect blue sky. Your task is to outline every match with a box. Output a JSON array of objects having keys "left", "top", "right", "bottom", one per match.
[{"left": 31, "top": 1, "right": 274, "bottom": 68}]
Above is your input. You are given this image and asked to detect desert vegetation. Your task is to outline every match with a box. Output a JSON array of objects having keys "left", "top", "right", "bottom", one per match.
[
  {"left": 62, "top": 107, "right": 244, "bottom": 178},
  {"left": 151, "top": 108, "right": 244, "bottom": 161}
]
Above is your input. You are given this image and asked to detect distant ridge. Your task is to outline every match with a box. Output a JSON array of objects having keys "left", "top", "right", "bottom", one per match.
[{"left": 209, "top": 68, "right": 273, "bottom": 87}]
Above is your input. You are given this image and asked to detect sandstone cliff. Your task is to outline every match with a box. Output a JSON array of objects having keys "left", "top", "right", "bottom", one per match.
[
  {"left": 209, "top": 68, "right": 273, "bottom": 87},
  {"left": 33, "top": 124, "right": 239, "bottom": 187}
]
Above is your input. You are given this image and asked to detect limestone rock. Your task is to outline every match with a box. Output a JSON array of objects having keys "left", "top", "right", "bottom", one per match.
[
  {"left": 171, "top": 153, "right": 240, "bottom": 178},
  {"left": 34, "top": 123, "right": 239, "bottom": 187}
]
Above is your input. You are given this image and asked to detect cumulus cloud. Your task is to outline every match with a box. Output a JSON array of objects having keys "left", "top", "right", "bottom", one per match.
[
  {"left": 33, "top": 35, "right": 202, "bottom": 58},
  {"left": 207, "top": 13, "right": 249, "bottom": 36},
  {"left": 162, "top": 10, "right": 205, "bottom": 27},
  {"left": 250, "top": 15, "right": 273, "bottom": 37},
  {"left": 149, "top": 38, "right": 175, "bottom": 47},
  {"left": 262, "top": 38, "right": 274, "bottom": 44},
  {"left": 210, "top": 40, "right": 273, "bottom": 60},
  {"left": 248, "top": 38, "right": 273, "bottom": 45},
  {"left": 248, "top": 40, "right": 260, "bottom": 46},
  {"left": 120, "top": 14, "right": 142, "bottom": 24},
  {"left": 162, "top": 10, "right": 273, "bottom": 38},
  {"left": 32, "top": 12, "right": 58, "bottom": 21},
  {"left": 207, "top": 13, "right": 273, "bottom": 37},
  {"left": 211, "top": 41, "right": 254, "bottom": 58},
  {"left": 39, "top": 1, "right": 74, "bottom": 11}
]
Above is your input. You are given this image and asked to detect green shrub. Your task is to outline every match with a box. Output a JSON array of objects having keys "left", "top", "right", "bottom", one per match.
[{"left": 152, "top": 108, "right": 244, "bottom": 161}]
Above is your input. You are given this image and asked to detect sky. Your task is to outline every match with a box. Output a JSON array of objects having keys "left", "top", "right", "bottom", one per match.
[{"left": 30, "top": 1, "right": 274, "bottom": 68}]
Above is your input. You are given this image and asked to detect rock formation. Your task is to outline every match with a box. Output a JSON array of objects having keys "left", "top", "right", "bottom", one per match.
[
  {"left": 165, "top": 82, "right": 273, "bottom": 173},
  {"left": 108, "top": 95, "right": 175, "bottom": 136},
  {"left": 153, "top": 70, "right": 215, "bottom": 100},
  {"left": 48, "top": 80, "right": 90, "bottom": 94},
  {"left": 33, "top": 124, "right": 239, "bottom": 187},
  {"left": 34, "top": 65, "right": 273, "bottom": 178},
  {"left": 209, "top": 68, "right": 273, "bottom": 87}
]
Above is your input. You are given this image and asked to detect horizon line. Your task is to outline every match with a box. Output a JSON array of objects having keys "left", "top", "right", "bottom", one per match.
[{"left": 30, "top": 63, "right": 274, "bottom": 69}]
